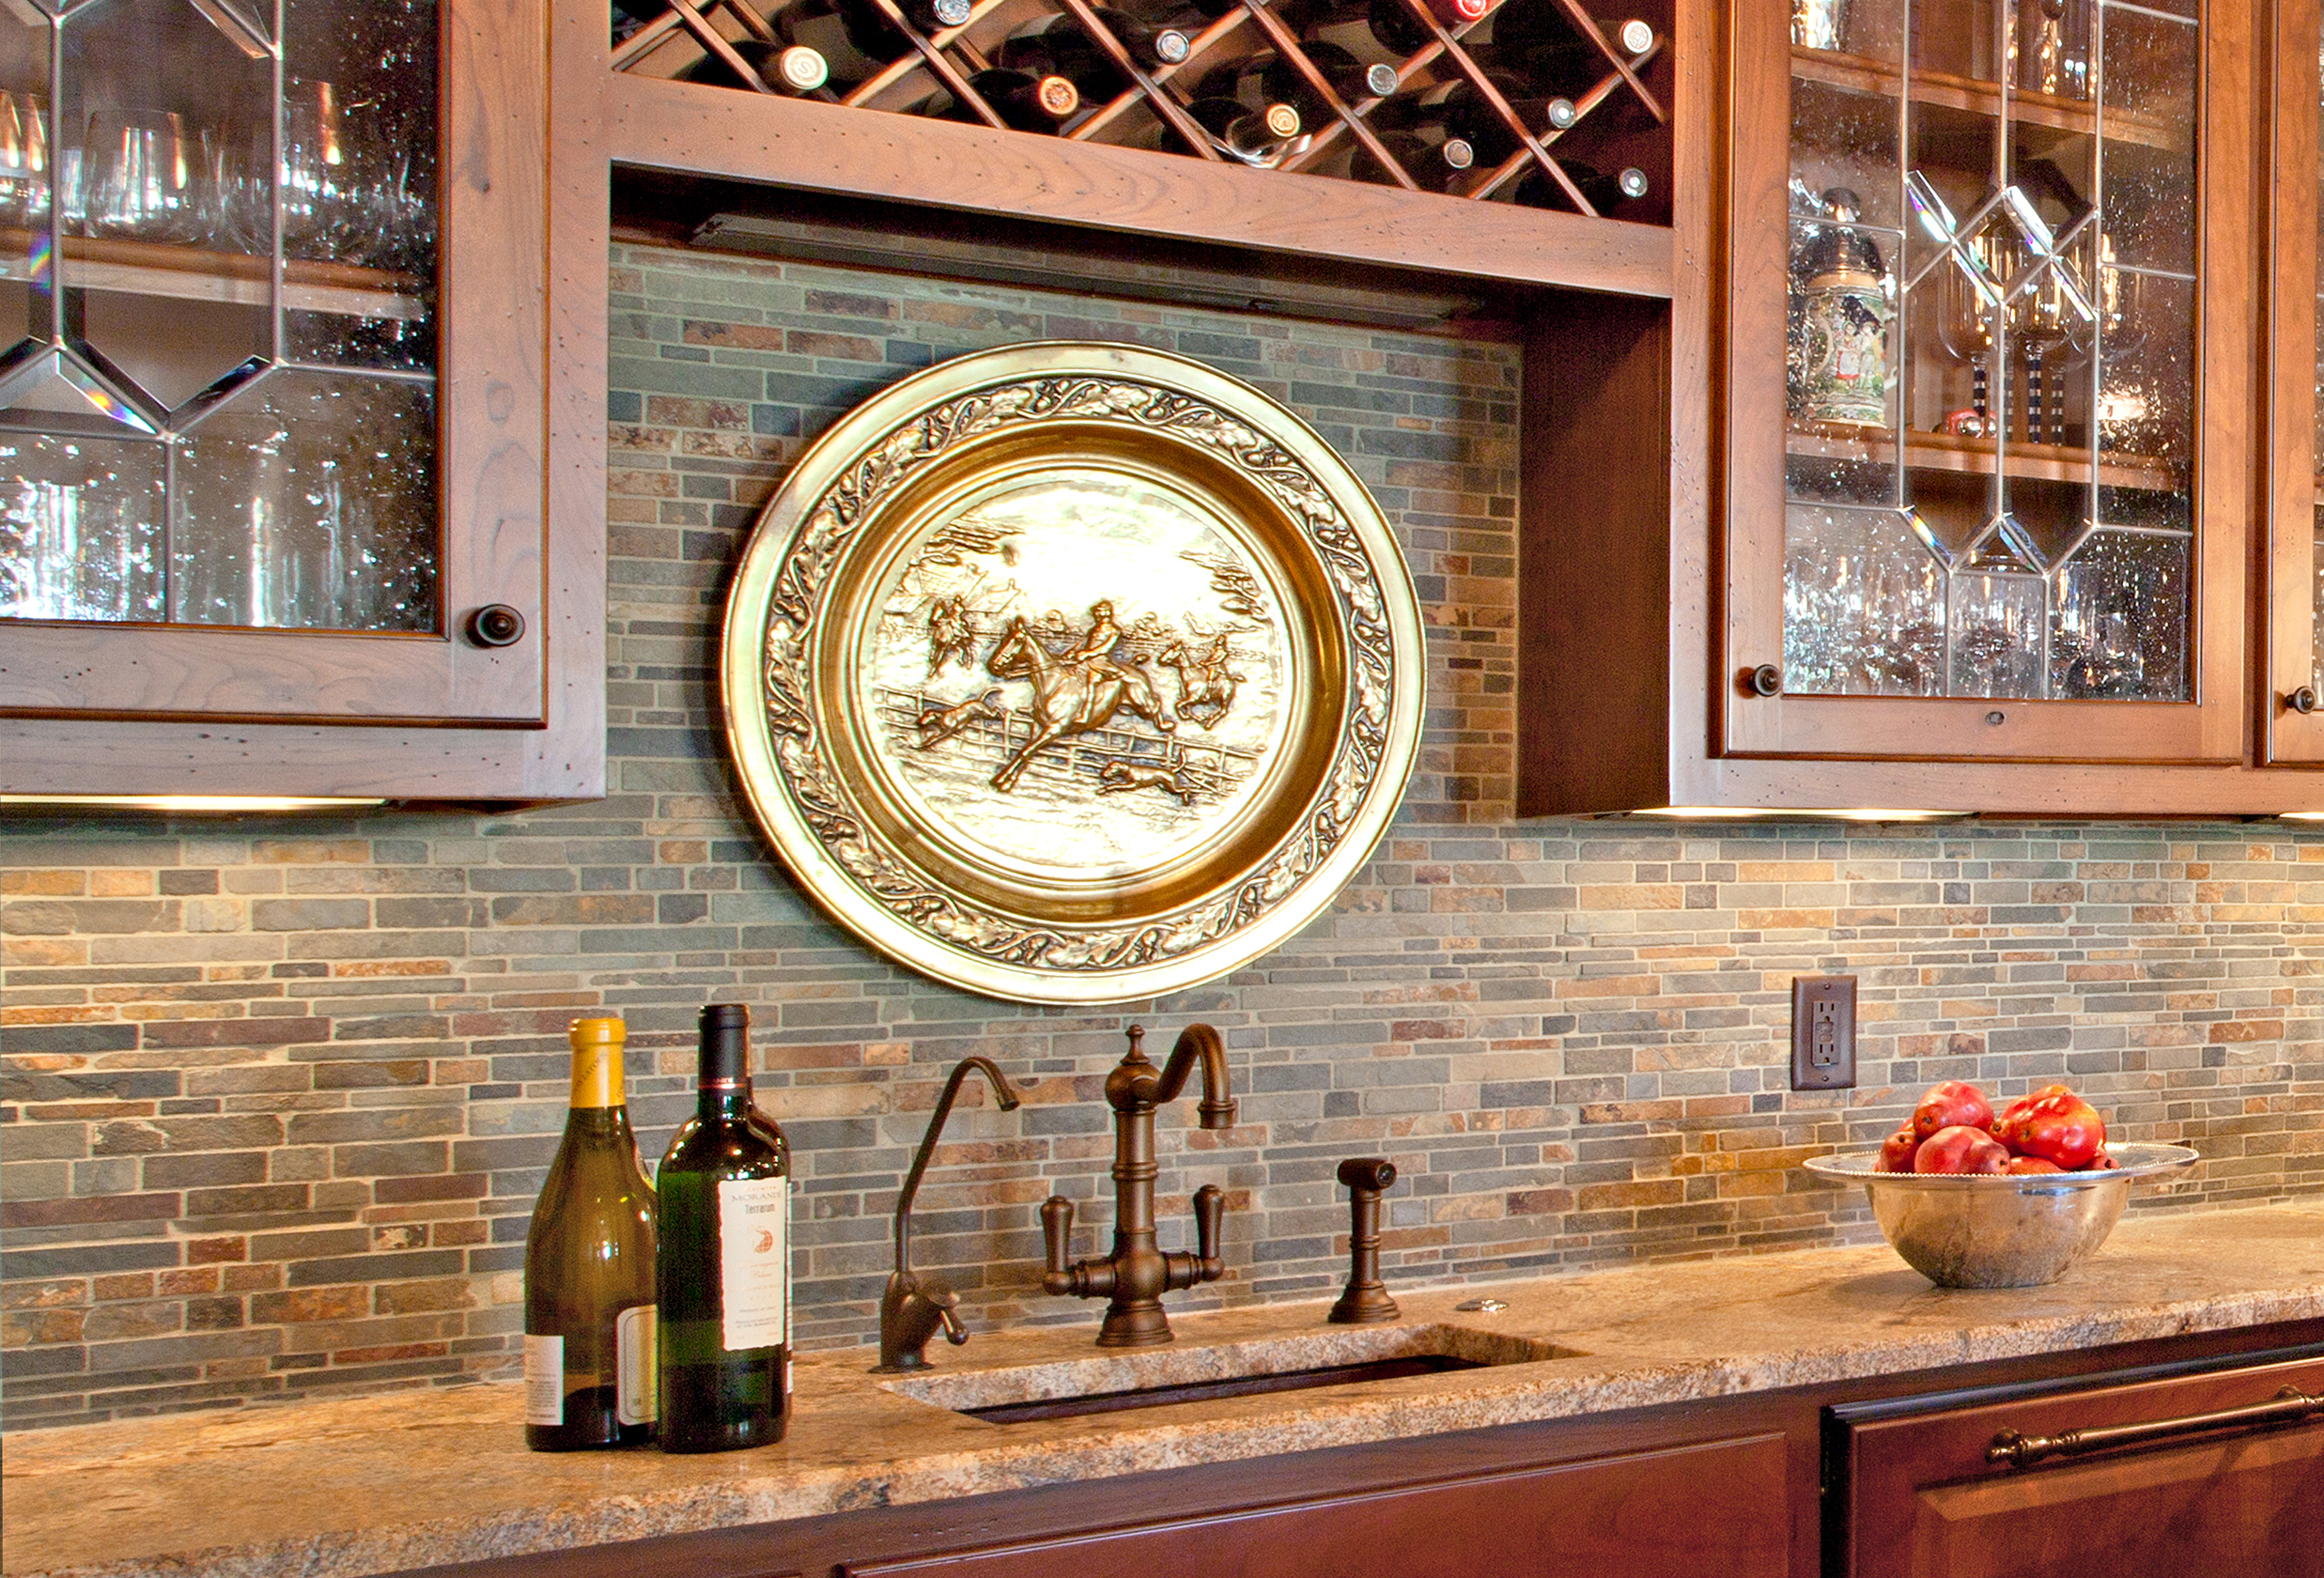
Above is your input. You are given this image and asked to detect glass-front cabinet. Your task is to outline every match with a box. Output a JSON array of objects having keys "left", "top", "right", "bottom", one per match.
[
  {"left": 2270, "top": 0, "right": 2324, "bottom": 764},
  {"left": 1723, "top": 0, "right": 2250, "bottom": 764},
  {"left": 0, "top": 0, "right": 551, "bottom": 744}
]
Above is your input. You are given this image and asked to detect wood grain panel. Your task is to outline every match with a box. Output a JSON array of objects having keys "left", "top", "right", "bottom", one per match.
[
  {"left": 844, "top": 1432, "right": 1790, "bottom": 1578},
  {"left": 1842, "top": 1354, "right": 2324, "bottom": 1578},
  {"left": 599, "top": 74, "right": 1676, "bottom": 301},
  {"left": 2267, "top": 0, "right": 2324, "bottom": 764}
]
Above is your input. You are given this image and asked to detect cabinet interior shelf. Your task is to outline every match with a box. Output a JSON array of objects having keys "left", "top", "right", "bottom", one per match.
[
  {"left": 1789, "top": 423, "right": 2177, "bottom": 492},
  {"left": 1791, "top": 45, "right": 2187, "bottom": 153},
  {"left": 0, "top": 231, "right": 426, "bottom": 322}
]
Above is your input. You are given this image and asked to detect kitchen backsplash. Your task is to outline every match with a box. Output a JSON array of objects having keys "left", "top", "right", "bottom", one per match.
[{"left": 2, "top": 246, "right": 2318, "bottom": 1430}]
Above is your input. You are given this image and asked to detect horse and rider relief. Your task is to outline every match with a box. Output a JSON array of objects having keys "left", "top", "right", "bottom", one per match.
[{"left": 867, "top": 475, "right": 1285, "bottom": 867}]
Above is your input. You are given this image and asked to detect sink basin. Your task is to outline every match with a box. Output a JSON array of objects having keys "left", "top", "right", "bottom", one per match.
[{"left": 881, "top": 1323, "right": 1582, "bottom": 1423}]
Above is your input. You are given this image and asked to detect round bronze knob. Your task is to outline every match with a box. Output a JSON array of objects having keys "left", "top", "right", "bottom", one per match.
[
  {"left": 1747, "top": 664, "right": 1781, "bottom": 698},
  {"left": 2290, "top": 687, "right": 2320, "bottom": 716},
  {"left": 1986, "top": 710, "right": 2006, "bottom": 726},
  {"left": 464, "top": 604, "right": 526, "bottom": 648}
]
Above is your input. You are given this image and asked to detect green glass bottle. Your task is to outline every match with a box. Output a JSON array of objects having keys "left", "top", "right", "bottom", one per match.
[
  {"left": 523, "top": 1016, "right": 659, "bottom": 1450},
  {"left": 656, "top": 1002, "right": 791, "bottom": 1453}
]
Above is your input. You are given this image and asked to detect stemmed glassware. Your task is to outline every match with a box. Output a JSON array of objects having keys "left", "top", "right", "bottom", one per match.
[
  {"left": 1934, "top": 234, "right": 2004, "bottom": 435},
  {"left": 80, "top": 107, "right": 207, "bottom": 243},
  {"left": 0, "top": 91, "right": 49, "bottom": 229}
]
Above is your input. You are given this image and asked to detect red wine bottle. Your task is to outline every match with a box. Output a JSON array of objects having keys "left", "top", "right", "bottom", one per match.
[
  {"left": 1356, "top": 129, "right": 1476, "bottom": 191},
  {"left": 655, "top": 1004, "right": 790, "bottom": 1455},
  {"left": 1260, "top": 41, "right": 1400, "bottom": 116},
  {"left": 677, "top": 39, "right": 831, "bottom": 92}
]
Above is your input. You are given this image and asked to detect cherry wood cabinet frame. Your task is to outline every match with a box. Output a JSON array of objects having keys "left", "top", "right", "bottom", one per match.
[
  {"left": 2268, "top": 0, "right": 2323, "bottom": 765},
  {"left": 0, "top": 0, "right": 603, "bottom": 800},
  {"left": 1521, "top": 0, "right": 2324, "bottom": 814}
]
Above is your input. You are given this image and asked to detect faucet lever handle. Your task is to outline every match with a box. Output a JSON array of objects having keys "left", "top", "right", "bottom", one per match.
[
  {"left": 1042, "top": 1195, "right": 1076, "bottom": 1281},
  {"left": 1192, "top": 1183, "right": 1225, "bottom": 1277},
  {"left": 937, "top": 1299, "right": 968, "bottom": 1346}
]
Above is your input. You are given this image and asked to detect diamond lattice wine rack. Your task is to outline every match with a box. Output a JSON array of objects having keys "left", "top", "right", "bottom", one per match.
[{"left": 608, "top": 0, "right": 1673, "bottom": 225}]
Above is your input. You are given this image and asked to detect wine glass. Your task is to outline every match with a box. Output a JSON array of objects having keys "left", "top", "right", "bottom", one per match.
[
  {"left": 1934, "top": 234, "right": 2004, "bottom": 434},
  {"left": 80, "top": 107, "right": 206, "bottom": 243},
  {"left": 0, "top": 91, "right": 50, "bottom": 230},
  {"left": 279, "top": 80, "right": 376, "bottom": 263}
]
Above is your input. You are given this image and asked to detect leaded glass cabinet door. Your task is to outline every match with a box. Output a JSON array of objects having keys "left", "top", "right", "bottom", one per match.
[
  {"left": 1724, "top": 0, "right": 2249, "bottom": 763},
  {"left": 0, "top": 0, "right": 543, "bottom": 725},
  {"left": 2270, "top": 0, "right": 2324, "bottom": 764}
]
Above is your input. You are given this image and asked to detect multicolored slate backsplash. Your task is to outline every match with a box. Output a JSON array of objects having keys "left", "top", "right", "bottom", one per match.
[{"left": 3, "top": 247, "right": 2319, "bottom": 1429}]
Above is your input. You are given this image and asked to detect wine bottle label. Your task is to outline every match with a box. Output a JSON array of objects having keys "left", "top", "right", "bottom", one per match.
[
  {"left": 616, "top": 1304, "right": 658, "bottom": 1425},
  {"left": 717, "top": 1175, "right": 789, "bottom": 1351},
  {"left": 522, "top": 1334, "right": 565, "bottom": 1426}
]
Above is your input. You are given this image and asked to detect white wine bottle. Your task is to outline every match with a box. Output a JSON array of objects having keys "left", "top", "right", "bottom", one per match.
[
  {"left": 656, "top": 1002, "right": 791, "bottom": 1453},
  {"left": 523, "top": 1016, "right": 658, "bottom": 1450}
]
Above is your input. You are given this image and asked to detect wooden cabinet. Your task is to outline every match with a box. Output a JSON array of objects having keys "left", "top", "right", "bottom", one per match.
[
  {"left": 842, "top": 1433, "right": 1790, "bottom": 1578},
  {"left": 1522, "top": 0, "right": 2324, "bottom": 814},
  {"left": 1832, "top": 1352, "right": 2324, "bottom": 1578},
  {"left": 2269, "top": 0, "right": 2324, "bottom": 766},
  {"left": 0, "top": 0, "right": 601, "bottom": 801}
]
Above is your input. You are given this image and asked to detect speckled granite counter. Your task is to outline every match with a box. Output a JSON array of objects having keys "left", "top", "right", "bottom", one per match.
[{"left": 7, "top": 1199, "right": 2321, "bottom": 1578}]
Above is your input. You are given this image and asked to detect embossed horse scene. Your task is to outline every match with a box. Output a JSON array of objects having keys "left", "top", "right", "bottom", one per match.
[{"left": 860, "top": 475, "right": 1291, "bottom": 868}]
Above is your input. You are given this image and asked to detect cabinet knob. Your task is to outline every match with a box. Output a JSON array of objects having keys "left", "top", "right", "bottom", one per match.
[
  {"left": 2290, "top": 687, "right": 2320, "bottom": 716},
  {"left": 464, "top": 604, "right": 526, "bottom": 648},
  {"left": 1746, "top": 664, "right": 1781, "bottom": 698}
]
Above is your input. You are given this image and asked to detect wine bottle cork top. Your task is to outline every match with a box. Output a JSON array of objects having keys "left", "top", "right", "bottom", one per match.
[
  {"left": 776, "top": 44, "right": 829, "bottom": 90},
  {"left": 1261, "top": 101, "right": 1301, "bottom": 139},
  {"left": 569, "top": 1016, "right": 627, "bottom": 1046}
]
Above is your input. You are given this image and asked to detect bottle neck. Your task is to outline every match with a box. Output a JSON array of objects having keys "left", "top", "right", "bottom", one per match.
[
  {"left": 568, "top": 1035, "right": 627, "bottom": 1111},
  {"left": 696, "top": 1076, "right": 753, "bottom": 1122}
]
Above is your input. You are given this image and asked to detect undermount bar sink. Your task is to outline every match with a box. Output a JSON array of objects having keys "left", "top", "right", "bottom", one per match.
[{"left": 881, "top": 1323, "right": 1583, "bottom": 1424}]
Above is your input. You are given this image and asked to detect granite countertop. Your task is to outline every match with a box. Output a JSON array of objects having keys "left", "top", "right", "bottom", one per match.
[{"left": 6, "top": 1199, "right": 2322, "bottom": 1578}]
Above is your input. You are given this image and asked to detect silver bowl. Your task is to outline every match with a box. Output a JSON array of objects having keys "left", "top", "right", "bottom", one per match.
[{"left": 1805, "top": 1142, "right": 2198, "bottom": 1289}]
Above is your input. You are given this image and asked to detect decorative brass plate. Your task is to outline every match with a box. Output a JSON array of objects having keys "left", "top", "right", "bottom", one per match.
[{"left": 720, "top": 343, "right": 1424, "bottom": 1004}]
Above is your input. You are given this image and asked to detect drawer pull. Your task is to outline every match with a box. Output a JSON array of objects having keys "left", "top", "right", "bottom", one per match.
[{"left": 1988, "top": 1386, "right": 2322, "bottom": 1469}]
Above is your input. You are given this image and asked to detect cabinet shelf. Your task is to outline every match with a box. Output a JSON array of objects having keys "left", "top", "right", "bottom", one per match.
[
  {"left": 1789, "top": 422, "right": 2178, "bottom": 492},
  {"left": 0, "top": 230, "right": 427, "bottom": 322},
  {"left": 1790, "top": 45, "right": 2187, "bottom": 153}
]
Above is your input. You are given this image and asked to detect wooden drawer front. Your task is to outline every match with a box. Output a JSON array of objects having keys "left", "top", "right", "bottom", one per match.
[
  {"left": 1840, "top": 1354, "right": 2324, "bottom": 1578},
  {"left": 844, "top": 1432, "right": 1789, "bottom": 1578}
]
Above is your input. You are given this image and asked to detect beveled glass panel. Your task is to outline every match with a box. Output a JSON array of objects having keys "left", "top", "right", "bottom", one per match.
[
  {"left": 2096, "top": 269, "right": 2192, "bottom": 485},
  {"left": 2098, "top": 5, "right": 2195, "bottom": 277},
  {"left": 1791, "top": 79, "right": 1902, "bottom": 230},
  {"left": 174, "top": 369, "right": 436, "bottom": 630},
  {"left": 1793, "top": 0, "right": 1905, "bottom": 59},
  {"left": 0, "top": 429, "right": 165, "bottom": 621},
  {"left": 1, "top": 0, "right": 442, "bottom": 636},
  {"left": 1913, "top": 0, "right": 2001, "bottom": 83},
  {"left": 2011, "top": 0, "right": 2093, "bottom": 101},
  {"left": 1783, "top": 502, "right": 1946, "bottom": 696},
  {"left": 1945, "top": 567, "right": 2044, "bottom": 697},
  {"left": 2050, "top": 529, "right": 2187, "bottom": 701}
]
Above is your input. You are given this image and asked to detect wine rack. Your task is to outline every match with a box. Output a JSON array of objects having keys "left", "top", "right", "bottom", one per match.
[{"left": 609, "top": 0, "right": 1673, "bottom": 225}]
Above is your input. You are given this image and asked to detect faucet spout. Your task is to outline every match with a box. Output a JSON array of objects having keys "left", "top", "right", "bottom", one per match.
[
  {"left": 875, "top": 1055, "right": 1022, "bottom": 1373},
  {"left": 1155, "top": 1022, "right": 1238, "bottom": 1131}
]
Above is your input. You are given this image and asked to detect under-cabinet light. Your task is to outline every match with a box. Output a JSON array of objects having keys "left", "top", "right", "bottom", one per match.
[
  {"left": 0, "top": 796, "right": 386, "bottom": 812},
  {"left": 2281, "top": 812, "right": 2324, "bottom": 822},
  {"left": 1636, "top": 807, "right": 1967, "bottom": 823}
]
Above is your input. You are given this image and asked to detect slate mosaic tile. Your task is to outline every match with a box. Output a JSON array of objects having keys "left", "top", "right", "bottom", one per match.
[{"left": 0, "top": 247, "right": 2318, "bottom": 1427}]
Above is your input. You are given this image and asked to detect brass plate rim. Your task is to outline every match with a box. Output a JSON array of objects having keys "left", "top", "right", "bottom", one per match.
[{"left": 720, "top": 341, "right": 1425, "bottom": 1005}]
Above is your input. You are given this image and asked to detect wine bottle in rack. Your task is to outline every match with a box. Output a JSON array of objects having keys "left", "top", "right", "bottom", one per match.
[
  {"left": 677, "top": 39, "right": 832, "bottom": 92},
  {"left": 998, "top": 16, "right": 1184, "bottom": 100},
  {"left": 782, "top": 0, "right": 969, "bottom": 72},
  {"left": 1356, "top": 128, "right": 1476, "bottom": 191},
  {"left": 655, "top": 1003, "right": 791, "bottom": 1455},
  {"left": 953, "top": 67, "right": 1083, "bottom": 130},
  {"left": 1400, "top": 68, "right": 1532, "bottom": 163},
  {"left": 1090, "top": 7, "right": 1194, "bottom": 67},
  {"left": 1363, "top": 0, "right": 1490, "bottom": 60},
  {"left": 1513, "top": 157, "right": 1648, "bottom": 211},
  {"left": 1260, "top": 41, "right": 1401, "bottom": 117},
  {"left": 524, "top": 1016, "right": 658, "bottom": 1452},
  {"left": 1186, "top": 94, "right": 1304, "bottom": 160}
]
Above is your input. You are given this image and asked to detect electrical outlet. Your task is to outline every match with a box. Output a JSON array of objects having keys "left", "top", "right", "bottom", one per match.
[{"left": 1790, "top": 975, "right": 1856, "bottom": 1091}]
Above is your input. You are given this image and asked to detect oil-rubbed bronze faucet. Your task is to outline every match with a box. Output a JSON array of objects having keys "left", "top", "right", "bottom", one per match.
[
  {"left": 1041, "top": 1023, "right": 1236, "bottom": 1347},
  {"left": 875, "top": 1055, "right": 1022, "bottom": 1373}
]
